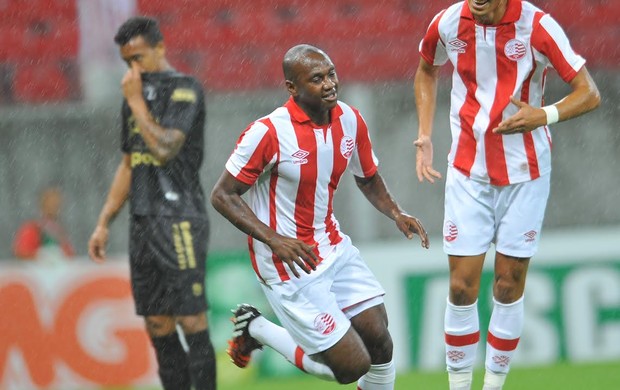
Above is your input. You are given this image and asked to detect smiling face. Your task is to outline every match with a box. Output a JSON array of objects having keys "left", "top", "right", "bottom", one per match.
[
  {"left": 119, "top": 35, "right": 165, "bottom": 73},
  {"left": 467, "top": 0, "right": 508, "bottom": 25},
  {"left": 286, "top": 50, "right": 339, "bottom": 125}
]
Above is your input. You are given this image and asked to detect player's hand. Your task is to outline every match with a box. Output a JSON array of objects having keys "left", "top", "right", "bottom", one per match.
[
  {"left": 121, "top": 61, "right": 144, "bottom": 105},
  {"left": 493, "top": 96, "right": 547, "bottom": 135},
  {"left": 395, "top": 213, "right": 430, "bottom": 249},
  {"left": 266, "top": 235, "right": 318, "bottom": 278},
  {"left": 88, "top": 225, "right": 109, "bottom": 263},
  {"left": 414, "top": 135, "right": 442, "bottom": 183}
]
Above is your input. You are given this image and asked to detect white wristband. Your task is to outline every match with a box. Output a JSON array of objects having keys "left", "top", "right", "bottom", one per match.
[{"left": 541, "top": 105, "right": 559, "bottom": 125}]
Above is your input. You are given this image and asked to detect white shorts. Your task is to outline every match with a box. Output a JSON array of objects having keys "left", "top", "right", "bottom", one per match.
[
  {"left": 260, "top": 236, "right": 385, "bottom": 355},
  {"left": 443, "top": 167, "right": 550, "bottom": 258}
]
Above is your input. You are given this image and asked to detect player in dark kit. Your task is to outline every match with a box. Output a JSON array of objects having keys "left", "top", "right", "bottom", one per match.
[{"left": 88, "top": 17, "right": 216, "bottom": 390}]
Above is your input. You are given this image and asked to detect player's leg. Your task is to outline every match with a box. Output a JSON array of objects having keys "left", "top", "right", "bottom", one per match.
[
  {"left": 129, "top": 215, "right": 191, "bottom": 390},
  {"left": 445, "top": 254, "right": 484, "bottom": 390},
  {"left": 170, "top": 217, "right": 216, "bottom": 390},
  {"left": 144, "top": 315, "right": 192, "bottom": 390},
  {"left": 442, "top": 168, "right": 495, "bottom": 390},
  {"left": 349, "top": 304, "right": 395, "bottom": 390},
  {"left": 484, "top": 173, "right": 549, "bottom": 390},
  {"left": 482, "top": 253, "right": 529, "bottom": 390}
]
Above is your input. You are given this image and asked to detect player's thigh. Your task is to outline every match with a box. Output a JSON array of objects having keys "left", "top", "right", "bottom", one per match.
[
  {"left": 443, "top": 167, "right": 495, "bottom": 256},
  {"left": 260, "top": 269, "right": 353, "bottom": 356},
  {"left": 495, "top": 173, "right": 550, "bottom": 258},
  {"left": 131, "top": 216, "right": 209, "bottom": 317}
]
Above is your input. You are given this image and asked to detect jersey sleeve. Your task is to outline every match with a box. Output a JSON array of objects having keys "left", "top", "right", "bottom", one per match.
[
  {"left": 120, "top": 102, "right": 130, "bottom": 153},
  {"left": 531, "top": 13, "right": 586, "bottom": 83},
  {"left": 419, "top": 10, "right": 449, "bottom": 66},
  {"left": 348, "top": 109, "right": 379, "bottom": 178},
  {"left": 160, "top": 79, "right": 204, "bottom": 135},
  {"left": 225, "top": 119, "right": 278, "bottom": 186}
]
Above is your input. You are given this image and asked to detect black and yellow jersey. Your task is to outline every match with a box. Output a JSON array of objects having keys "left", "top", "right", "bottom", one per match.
[{"left": 121, "top": 70, "right": 207, "bottom": 218}]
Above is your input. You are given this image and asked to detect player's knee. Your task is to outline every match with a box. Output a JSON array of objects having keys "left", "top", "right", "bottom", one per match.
[
  {"left": 332, "top": 359, "right": 371, "bottom": 384},
  {"left": 365, "top": 329, "right": 393, "bottom": 363},
  {"left": 176, "top": 313, "right": 208, "bottom": 334},
  {"left": 449, "top": 279, "right": 479, "bottom": 305},
  {"left": 144, "top": 316, "right": 176, "bottom": 337}
]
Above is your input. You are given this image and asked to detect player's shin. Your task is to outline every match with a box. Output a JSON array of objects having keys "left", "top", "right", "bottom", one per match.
[
  {"left": 250, "top": 315, "right": 336, "bottom": 380},
  {"left": 357, "top": 360, "right": 395, "bottom": 390},
  {"left": 185, "top": 329, "right": 217, "bottom": 390},
  {"left": 151, "top": 332, "right": 191, "bottom": 390},
  {"left": 445, "top": 299, "right": 480, "bottom": 390},
  {"left": 483, "top": 296, "right": 524, "bottom": 390}
]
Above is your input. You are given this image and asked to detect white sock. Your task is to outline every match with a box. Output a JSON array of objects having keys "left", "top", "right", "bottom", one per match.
[
  {"left": 485, "top": 296, "right": 524, "bottom": 375},
  {"left": 357, "top": 360, "right": 395, "bottom": 390},
  {"left": 482, "top": 370, "right": 507, "bottom": 390},
  {"left": 448, "top": 370, "right": 473, "bottom": 390},
  {"left": 249, "top": 316, "right": 335, "bottom": 381},
  {"left": 445, "top": 298, "right": 479, "bottom": 378}
]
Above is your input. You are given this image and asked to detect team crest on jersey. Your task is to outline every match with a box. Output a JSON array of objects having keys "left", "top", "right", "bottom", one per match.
[
  {"left": 314, "top": 313, "right": 336, "bottom": 335},
  {"left": 340, "top": 136, "right": 355, "bottom": 159},
  {"left": 144, "top": 84, "right": 157, "bottom": 101},
  {"left": 504, "top": 39, "right": 526, "bottom": 61},
  {"left": 448, "top": 38, "right": 467, "bottom": 53},
  {"left": 292, "top": 149, "right": 309, "bottom": 165}
]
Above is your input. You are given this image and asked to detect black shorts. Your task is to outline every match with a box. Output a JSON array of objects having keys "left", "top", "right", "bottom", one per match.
[{"left": 129, "top": 215, "right": 209, "bottom": 316}]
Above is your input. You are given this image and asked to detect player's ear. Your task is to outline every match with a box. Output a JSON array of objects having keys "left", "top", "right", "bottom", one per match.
[
  {"left": 156, "top": 41, "right": 165, "bottom": 58},
  {"left": 285, "top": 80, "right": 297, "bottom": 97}
]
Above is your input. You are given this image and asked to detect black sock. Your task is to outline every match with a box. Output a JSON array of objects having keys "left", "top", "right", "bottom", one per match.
[
  {"left": 150, "top": 333, "right": 191, "bottom": 390},
  {"left": 185, "top": 329, "right": 217, "bottom": 390}
]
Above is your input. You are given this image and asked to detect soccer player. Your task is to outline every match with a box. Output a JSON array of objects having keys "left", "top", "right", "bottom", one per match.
[
  {"left": 413, "top": 1, "right": 600, "bottom": 389},
  {"left": 87, "top": 17, "right": 216, "bottom": 390},
  {"left": 210, "top": 44, "right": 429, "bottom": 389}
]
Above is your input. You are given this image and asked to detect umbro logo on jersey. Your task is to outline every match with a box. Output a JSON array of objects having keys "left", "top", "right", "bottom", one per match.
[
  {"left": 448, "top": 38, "right": 467, "bottom": 53},
  {"left": 505, "top": 39, "right": 526, "bottom": 61},
  {"left": 292, "top": 149, "right": 309, "bottom": 165}
]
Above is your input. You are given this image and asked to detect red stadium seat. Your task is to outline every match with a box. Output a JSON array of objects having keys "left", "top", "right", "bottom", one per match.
[{"left": 12, "top": 61, "right": 78, "bottom": 103}]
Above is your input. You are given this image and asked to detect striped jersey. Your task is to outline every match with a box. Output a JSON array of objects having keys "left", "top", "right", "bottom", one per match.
[
  {"left": 225, "top": 97, "right": 379, "bottom": 284},
  {"left": 419, "top": 0, "right": 585, "bottom": 185}
]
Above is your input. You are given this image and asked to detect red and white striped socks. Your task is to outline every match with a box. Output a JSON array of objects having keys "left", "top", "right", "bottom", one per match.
[
  {"left": 483, "top": 296, "right": 524, "bottom": 389},
  {"left": 444, "top": 298, "right": 479, "bottom": 390}
]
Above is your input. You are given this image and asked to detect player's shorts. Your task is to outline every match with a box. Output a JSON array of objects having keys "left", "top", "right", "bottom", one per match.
[
  {"left": 443, "top": 167, "right": 550, "bottom": 258},
  {"left": 129, "top": 215, "right": 209, "bottom": 316},
  {"left": 260, "top": 236, "right": 385, "bottom": 355}
]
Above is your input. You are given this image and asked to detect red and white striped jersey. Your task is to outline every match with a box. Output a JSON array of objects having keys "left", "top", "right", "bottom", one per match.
[
  {"left": 225, "top": 97, "right": 379, "bottom": 284},
  {"left": 419, "top": 0, "right": 585, "bottom": 185}
]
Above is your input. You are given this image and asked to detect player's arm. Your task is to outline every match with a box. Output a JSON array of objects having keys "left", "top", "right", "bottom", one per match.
[
  {"left": 210, "top": 171, "right": 317, "bottom": 277},
  {"left": 354, "top": 172, "right": 429, "bottom": 248},
  {"left": 494, "top": 67, "right": 601, "bottom": 134},
  {"left": 122, "top": 62, "right": 186, "bottom": 164},
  {"left": 413, "top": 58, "right": 442, "bottom": 183},
  {"left": 88, "top": 154, "right": 131, "bottom": 263}
]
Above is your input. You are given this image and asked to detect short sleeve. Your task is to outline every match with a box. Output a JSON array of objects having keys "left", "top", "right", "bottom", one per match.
[
  {"left": 225, "top": 120, "right": 278, "bottom": 186},
  {"left": 419, "top": 10, "right": 449, "bottom": 66},
  {"left": 348, "top": 109, "right": 379, "bottom": 178},
  {"left": 160, "top": 79, "right": 204, "bottom": 134}
]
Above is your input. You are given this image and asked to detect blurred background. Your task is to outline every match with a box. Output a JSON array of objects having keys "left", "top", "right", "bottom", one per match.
[{"left": 0, "top": 0, "right": 618, "bottom": 389}]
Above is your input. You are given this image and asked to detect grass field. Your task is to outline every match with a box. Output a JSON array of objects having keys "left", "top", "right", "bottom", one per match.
[
  {"left": 218, "top": 361, "right": 619, "bottom": 390},
  {"left": 110, "top": 360, "right": 620, "bottom": 390}
]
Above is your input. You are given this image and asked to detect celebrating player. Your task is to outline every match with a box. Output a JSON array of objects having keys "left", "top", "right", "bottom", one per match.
[
  {"left": 87, "top": 16, "right": 216, "bottom": 390},
  {"left": 413, "top": 1, "right": 600, "bottom": 389},
  {"left": 211, "top": 44, "right": 429, "bottom": 389}
]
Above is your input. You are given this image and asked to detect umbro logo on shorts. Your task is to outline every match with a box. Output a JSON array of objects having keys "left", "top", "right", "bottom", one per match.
[{"left": 524, "top": 230, "right": 537, "bottom": 242}]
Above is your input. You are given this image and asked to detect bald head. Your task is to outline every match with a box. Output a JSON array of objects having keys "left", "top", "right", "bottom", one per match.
[{"left": 282, "top": 44, "right": 332, "bottom": 82}]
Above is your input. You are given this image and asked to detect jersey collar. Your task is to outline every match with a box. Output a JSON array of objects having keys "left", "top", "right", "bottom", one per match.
[
  {"left": 284, "top": 97, "right": 344, "bottom": 126},
  {"left": 461, "top": 0, "right": 522, "bottom": 25}
]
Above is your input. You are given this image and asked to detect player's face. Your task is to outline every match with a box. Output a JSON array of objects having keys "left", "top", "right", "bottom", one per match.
[
  {"left": 119, "top": 35, "right": 165, "bottom": 73},
  {"left": 467, "top": 0, "right": 508, "bottom": 25},
  {"left": 287, "top": 52, "right": 339, "bottom": 124}
]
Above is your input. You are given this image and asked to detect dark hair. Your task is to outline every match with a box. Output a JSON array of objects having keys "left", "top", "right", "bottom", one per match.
[{"left": 114, "top": 16, "right": 163, "bottom": 47}]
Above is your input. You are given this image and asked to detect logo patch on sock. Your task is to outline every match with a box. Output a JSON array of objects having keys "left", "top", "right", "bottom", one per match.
[
  {"left": 492, "top": 354, "right": 511, "bottom": 367},
  {"left": 447, "top": 350, "right": 466, "bottom": 362}
]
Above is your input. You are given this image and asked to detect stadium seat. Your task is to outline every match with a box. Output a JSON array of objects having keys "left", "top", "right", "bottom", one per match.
[{"left": 13, "top": 61, "right": 78, "bottom": 103}]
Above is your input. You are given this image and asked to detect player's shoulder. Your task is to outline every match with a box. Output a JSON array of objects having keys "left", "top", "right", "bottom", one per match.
[{"left": 166, "top": 71, "right": 204, "bottom": 102}]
